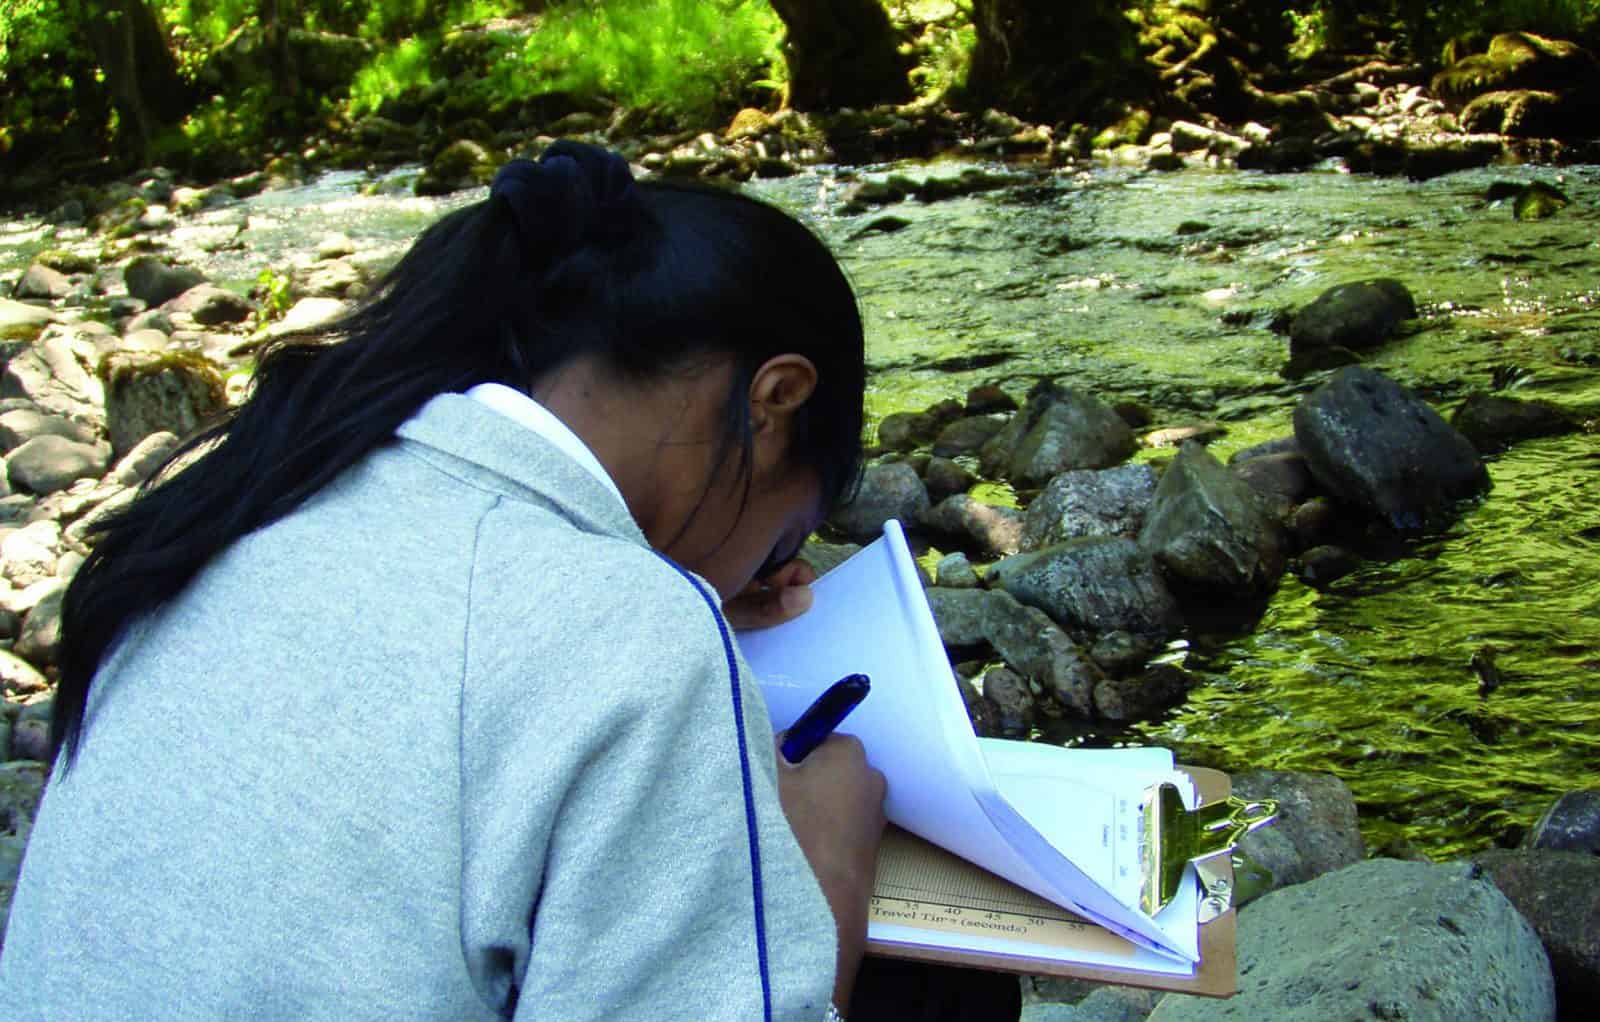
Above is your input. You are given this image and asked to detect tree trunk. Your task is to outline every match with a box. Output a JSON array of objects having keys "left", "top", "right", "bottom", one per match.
[
  {"left": 768, "top": 0, "right": 912, "bottom": 110},
  {"left": 966, "top": 0, "right": 1143, "bottom": 121},
  {"left": 77, "top": 1, "right": 190, "bottom": 161},
  {"left": 261, "top": 0, "right": 299, "bottom": 99}
]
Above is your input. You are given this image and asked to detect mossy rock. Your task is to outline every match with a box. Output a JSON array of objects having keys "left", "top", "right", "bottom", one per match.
[
  {"left": 1432, "top": 32, "right": 1599, "bottom": 100},
  {"left": 1514, "top": 180, "right": 1570, "bottom": 221},
  {"left": 1092, "top": 107, "right": 1153, "bottom": 149},
  {"left": 100, "top": 350, "right": 228, "bottom": 458},
  {"left": 1460, "top": 89, "right": 1592, "bottom": 139},
  {"left": 33, "top": 249, "right": 96, "bottom": 275}
]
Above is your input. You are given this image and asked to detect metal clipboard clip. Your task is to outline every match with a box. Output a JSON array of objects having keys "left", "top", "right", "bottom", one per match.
[{"left": 1139, "top": 783, "right": 1278, "bottom": 917}]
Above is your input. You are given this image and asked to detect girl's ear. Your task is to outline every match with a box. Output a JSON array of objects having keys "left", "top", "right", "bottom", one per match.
[{"left": 749, "top": 354, "right": 819, "bottom": 435}]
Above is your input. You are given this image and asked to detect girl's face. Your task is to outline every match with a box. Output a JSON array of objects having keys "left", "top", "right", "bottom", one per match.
[{"left": 664, "top": 460, "right": 824, "bottom": 600}]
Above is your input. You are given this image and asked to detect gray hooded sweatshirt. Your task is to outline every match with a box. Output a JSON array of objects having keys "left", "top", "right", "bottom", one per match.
[{"left": 0, "top": 393, "right": 837, "bottom": 1020}]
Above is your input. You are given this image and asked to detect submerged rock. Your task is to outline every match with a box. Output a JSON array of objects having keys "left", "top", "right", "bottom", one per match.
[
  {"left": 1149, "top": 859, "right": 1556, "bottom": 1022},
  {"left": 1451, "top": 392, "right": 1576, "bottom": 452},
  {"left": 1293, "top": 366, "right": 1489, "bottom": 532},
  {"left": 1139, "top": 442, "right": 1287, "bottom": 597},
  {"left": 1287, "top": 279, "right": 1415, "bottom": 376}
]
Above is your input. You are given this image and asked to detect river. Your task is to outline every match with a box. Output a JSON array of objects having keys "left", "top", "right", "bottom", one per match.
[{"left": 3, "top": 158, "right": 1596, "bottom": 859}]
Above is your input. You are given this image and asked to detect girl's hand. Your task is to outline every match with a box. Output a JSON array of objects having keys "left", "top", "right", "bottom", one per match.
[
  {"left": 774, "top": 732, "right": 886, "bottom": 1010},
  {"left": 721, "top": 559, "right": 818, "bottom": 630}
]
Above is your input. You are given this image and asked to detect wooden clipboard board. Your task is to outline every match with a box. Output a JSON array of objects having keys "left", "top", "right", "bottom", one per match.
[{"left": 863, "top": 766, "right": 1236, "bottom": 997}]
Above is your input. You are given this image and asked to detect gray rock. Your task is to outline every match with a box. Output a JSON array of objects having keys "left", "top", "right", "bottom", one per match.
[
  {"left": 1021, "top": 464, "right": 1157, "bottom": 551},
  {"left": 926, "top": 587, "right": 1104, "bottom": 715},
  {"left": 955, "top": 673, "right": 1005, "bottom": 738},
  {"left": 8, "top": 718, "right": 48, "bottom": 762},
  {"left": 796, "top": 539, "right": 862, "bottom": 578},
  {"left": 979, "top": 666, "right": 1036, "bottom": 735},
  {"left": 5, "top": 435, "right": 110, "bottom": 495},
  {"left": 980, "top": 382, "right": 1138, "bottom": 486},
  {"left": 1, "top": 520, "right": 61, "bottom": 588},
  {"left": 990, "top": 538, "right": 1183, "bottom": 639},
  {"left": 935, "top": 552, "right": 980, "bottom": 589},
  {"left": 1450, "top": 393, "right": 1577, "bottom": 454},
  {"left": 1526, "top": 790, "right": 1600, "bottom": 853},
  {"left": 13, "top": 264, "right": 72, "bottom": 301},
  {"left": 1230, "top": 770, "right": 1366, "bottom": 903},
  {"left": 315, "top": 232, "right": 357, "bottom": 260},
  {"left": 14, "top": 579, "right": 65, "bottom": 667},
  {"left": 1289, "top": 278, "right": 1415, "bottom": 356},
  {"left": 1229, "top": 452, "right": 1314, "bottom": 504},
  {"left": 1149, "top": 859, "right": 1555, "bottom": 1022},
  {"left": 1296, "top": 544, "right": 1361, "bottom": 587},
  {"left": 0, "top": 299, "right": 53, "bottom": 344},
  {"left": 0, "top": 714, "right": 8, "bottom": 761},
  {"left": 1143, "top": 421, "right": 1226, "bottom": 448},
  {"left": 0, "top": 326, "right": 106, "bottom": 421},
  {"left": 102, "top": 351, "right": 226, "bottom": 458},
  {"left": 1293, "top": 367, "right": 1489, "bottom": 532},
  {"left": 1092, "top": 663, "right": 1195, "bottom": 721},
  {"left": 932, "top": 415, "right": 1006, "bottom": 458},
  {"left": 965, "top": 384, "right": 1017, "bottom": 415},
  {"left": 1087, "top": 630, "right": 1161, "bottom": 676},
  {"left": 0, "top": 409, "right": 98, "bottom": 454},
  {"left": 1228, "top": 435, "right": 1299, "bottom": 464},
  {"left": 164, "top": 284, "right": 255, "bottom": 326},
  {"left": 416, "top": 139, "right": 494, "bottom": 196},
  {"left": 291, "top": 258, "right": 366, "bottom": 300},
  {"left": 1287, "top": 496, "right": 1338, "bottom": 547},
  {"left": 110, "top": 431, "right": 180, "bottom": 487},
  {"left": 0, "top": 759, "right": 48, "bottom": 836},
  {"left": 919, "top": 494, "right": 1024, "bottom": 557},
  {"left": 124, "top": 309, "right": 175, "bottom": 336},
  {"left": 268, "top": 297, "right": 347, "bottom": 338},
  {"left": 1473, "top": 848, "right": 1600, "bottom": 1009},
  {"left": 0, "top": 649, "right": 49, "bottom": 698},
  {"left": 829, "top": 462, "right": 930, "bottom": 543},
  {"left": 875, "top": 411, "right": 931, "bottom": 452},
  {"left": 124, "top": 256, "right": 205, "bottom": 307},
  {"left": 922, "top": 456, "right": 975, "bottom": 502},
  {"left": 1140, "top": 441, "right": 1287, "bottom": 596}
]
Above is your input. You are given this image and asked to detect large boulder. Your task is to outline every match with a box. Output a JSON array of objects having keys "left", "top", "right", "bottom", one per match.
[
  {"left": 124, "top": 256, "right": 205, "bottom": 308},
  {"left": 1020, "top": 464, "right": 1157, "bottom": 551},
  {"left": 1230, "top": 770, "right": 1366, "bottom": 904},
  {"left": 979, "top": 382, "right": 1137, "bottom": 486},
  {"left": 416, "top": 140, "right": 495, "bottom": 197},
  {"left": 1293, "top": 367, "right": 1489, "bottom": 532},
  {"left": 1433, "top": 32, "right": 1600, "bottom": 99},
  {"left": 1148, "top": 859, "right": 1556, "bottom": 1022},
  {"left": 988, "top": 537, "right": 1183, "bottom": 639},
  {"left": 1287, "top": 279, "right": 1415, "bottom": 375},
  {"left": 1139, "top": 441, "right": 1287, "bottom": 597},
  {"left": 102, "top": 351, "right": 227, "bottom": 458},
  {"left": 828, "top": 462, "right": 930, "bottom": 543},
  {"left": 932, "top": 415, "right": 1006, "bottom": 458},
  {"left": 1473, "top": 849, "right": 1600, "bottom": 1010},
  {"left": 926, "top": 587, "right": 1104, "bottom": 715}
]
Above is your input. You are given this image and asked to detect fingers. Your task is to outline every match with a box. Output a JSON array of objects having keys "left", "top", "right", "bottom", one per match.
[{"left": 722, "top": 579, "right": 813, "bottom": 630}]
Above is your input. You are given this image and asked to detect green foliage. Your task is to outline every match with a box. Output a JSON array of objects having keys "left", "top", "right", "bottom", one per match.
[
  {"left": 348, "top": 35, "right": 439, "bottom": 116},
  {"left": 893, "top": 1, "right": 976, "bottom": 98},
  {"left": 489, "top": 0, "right": 784, "bottom": 125},
  {"left": 254, "top": 266, "right": 294, "bottom": 324}
]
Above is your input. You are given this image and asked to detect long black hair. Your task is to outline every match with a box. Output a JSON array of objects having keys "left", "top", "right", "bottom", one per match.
[{"left": 53, "top": 141, "right": 866, "bottom": 766}]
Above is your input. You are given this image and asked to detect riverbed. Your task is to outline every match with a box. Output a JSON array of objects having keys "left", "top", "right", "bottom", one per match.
[{"left": 3, "top": 158, "right": 1596, "bottom": 859}]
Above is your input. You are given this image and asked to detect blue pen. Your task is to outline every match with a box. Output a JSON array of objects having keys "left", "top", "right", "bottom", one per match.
[{"left": 780, "top": 673, "right": 871, "bottom": 764}]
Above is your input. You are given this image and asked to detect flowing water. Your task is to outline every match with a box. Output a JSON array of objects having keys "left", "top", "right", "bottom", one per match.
[{"left": 3, "top": 160, "right": 1596, "bottom": 859}]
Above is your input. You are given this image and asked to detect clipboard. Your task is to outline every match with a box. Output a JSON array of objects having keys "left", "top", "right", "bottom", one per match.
[{"left": 864, "top": 766, "right": 1241, "bottom": 997}]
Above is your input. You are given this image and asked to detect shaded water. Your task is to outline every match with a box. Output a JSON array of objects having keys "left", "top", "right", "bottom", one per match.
[{"left": 3, "top": 160, "right": 1596, "bottom": 858}]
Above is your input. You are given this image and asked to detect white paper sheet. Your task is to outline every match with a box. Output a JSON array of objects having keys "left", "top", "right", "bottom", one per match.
[{"left": 735, "top": 522, "right": 1200, "bottom": 963}]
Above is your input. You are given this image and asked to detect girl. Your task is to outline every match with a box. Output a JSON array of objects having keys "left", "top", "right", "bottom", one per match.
[{"left": 1, "top": 142, "right": 885, "bottom": 1021}]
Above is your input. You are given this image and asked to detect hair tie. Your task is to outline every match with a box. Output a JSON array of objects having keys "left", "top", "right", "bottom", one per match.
[{"left": 489, "top": 141, "right": 638, "bottom": 256}]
